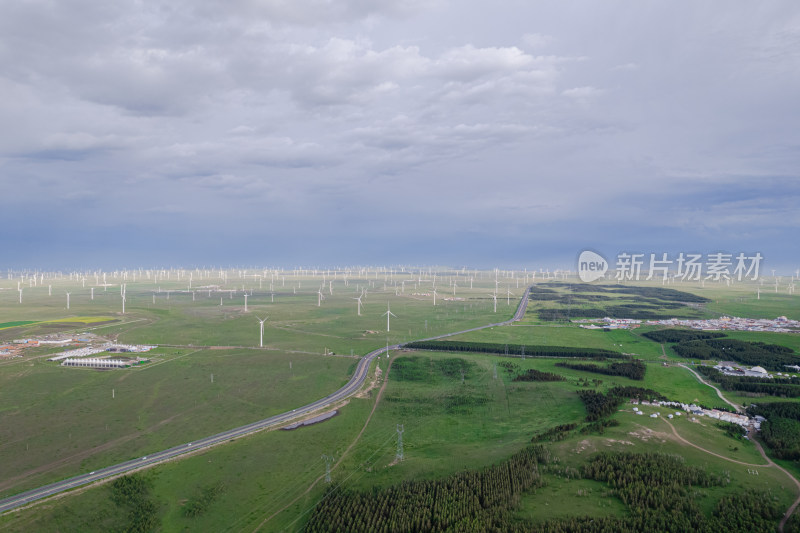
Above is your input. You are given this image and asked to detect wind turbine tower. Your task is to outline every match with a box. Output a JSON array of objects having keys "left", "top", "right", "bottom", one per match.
[
  {"left": 383, "top": 302, "right": 397, "bottom": 332},
  {"left": 256, "top": 316, "right": 268, "bottom": 347}
]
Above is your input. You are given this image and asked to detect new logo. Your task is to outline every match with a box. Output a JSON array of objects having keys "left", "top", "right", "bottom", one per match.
[{"left": 578, "top": 250, "right": 608, "bottom": 282}]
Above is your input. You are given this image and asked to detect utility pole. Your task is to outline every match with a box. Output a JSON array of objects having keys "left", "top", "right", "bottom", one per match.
[
  {"left": 322, "top": 454, "right": 334, "bottom": 483},
  {"left": 396, "top": 424, "right": 405, "bottom": 462}
]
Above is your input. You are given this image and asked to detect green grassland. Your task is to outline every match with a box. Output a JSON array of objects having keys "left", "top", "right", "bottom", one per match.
[
  {"left": 449, "top": 323, "right": 666, "bottom": 359},
  {"left": 0, "top": 347, "right": 355, "bottom": 497},
  {"left": 8, "top": 348, "right": 794, "bottom": 532},
  {"left": 0, "top": 272, "right": 515, "bottom": 498},
  {"left": 1, "top": 272, "right": 799, "bottom": 531}
]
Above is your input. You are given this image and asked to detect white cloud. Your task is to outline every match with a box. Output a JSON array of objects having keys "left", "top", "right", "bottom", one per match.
[{"left": 1, "top": 0, "right": 798, "bottom": 267}]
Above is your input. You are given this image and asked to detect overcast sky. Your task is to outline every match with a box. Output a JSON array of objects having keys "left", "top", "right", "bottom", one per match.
[{"left": 2, "top": 1, "right": 798, "bottom": 271}]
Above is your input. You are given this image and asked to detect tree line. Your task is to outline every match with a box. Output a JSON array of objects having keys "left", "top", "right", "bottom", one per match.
[
  {"left": 576, "top": 386, "right": 666, "bottom": 422},
  {"left": 304, "top": 446, "right": 781, "bottom": 532},
  {"left": 404, "top": 340, "right": 625, "bottom": 359},
  {"left": 747, "top": 402, "right": 800, "bottom": 461},
  {"left": 512, "top": 368, "right": 566, "bottom": 382},
  {"left": 673, "top": 338, "right": 797, "bottom": 370},
  {"left": 304, "top": 445, "right": 550, "bottom": 533},
  {"left": 696, "top": 366, "right": 800, "bottom": 398},
  {"left": 536, "top": 283, "right": 710, "bottom": 303},
  {"left": 537, "top": 305, "right": 693, "bottom": 322},
  {"left": 642, "top": 328, "right": 726, "bottom": 343},
  {"left": 555, "top": 360, "right": 646, "bottom": 380},
  {"left": 526, "top": 453, "right": 778, "bottom": 533}
]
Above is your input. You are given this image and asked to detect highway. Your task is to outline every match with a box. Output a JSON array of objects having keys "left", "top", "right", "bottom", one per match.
[{"left": 0, "top": 285, "right": 532, "bottom": 514}]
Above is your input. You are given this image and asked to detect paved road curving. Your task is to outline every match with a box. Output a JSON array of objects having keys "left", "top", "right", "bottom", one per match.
[
  {"left": 0, "top": 286, "right": 532, "bottom": 514},
  {"left": 678, "top": 363, "right": 742, "bottom": 413},
  {"left": 677, "top": 363, "right": 800, "bottom": 531}
]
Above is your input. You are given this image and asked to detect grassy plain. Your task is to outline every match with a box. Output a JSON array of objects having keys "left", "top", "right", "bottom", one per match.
[
  {"left": 0, "top": 271, "right": 516, "bottom": 498},
  {"left": 1, "top": 272, "right": 799, "bottom": 531}
]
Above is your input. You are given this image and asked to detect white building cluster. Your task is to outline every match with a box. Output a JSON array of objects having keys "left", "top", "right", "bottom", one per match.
[
  {"left": 48, "top": 343, "right": 155, "bottom": 362},
  {"left": 630, "top": 399, "right": 755, "bottom": 429},
  {"left": 578, "top": 319, "right": 642, "bottom": 330},
  {"left": 714, "top": 362, "right": 777, "bottom": 378},
  {"left": 48, "top": 345, "right": 109, "bottom": 361},
  {"left": 105, "top": 344, "right": 156, "bottom": 353},
  {"left": 60, "top": 358, "right": 131, "bottom": 368},
  {"left": 646, "top": 316, "right": 800, "bottom": 333}
]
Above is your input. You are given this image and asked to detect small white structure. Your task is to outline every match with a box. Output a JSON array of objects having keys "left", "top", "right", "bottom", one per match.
[
  {"left": 633, "top": 407, "right": 639, "bottom": 412},
  {"left": 650, "top": 414, "right": 658, "bottom": 418},
  {"left": 668, "top": 414, "right": 674, "bottom": 419},
  {"left": 49, "top": 345, "right": 109, "bottom": 361},
  {"left": 61, "top": 358, "right": 129, "bottom": 369}
]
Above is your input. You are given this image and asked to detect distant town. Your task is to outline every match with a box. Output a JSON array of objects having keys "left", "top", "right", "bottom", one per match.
[{"left": 579, "top": 315, "right": 800, "bottom": 333}]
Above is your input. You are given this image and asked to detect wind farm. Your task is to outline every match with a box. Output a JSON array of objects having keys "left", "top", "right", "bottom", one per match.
[
  {"left": 1, "top": 265, "right": 800, "bottom": 532},
  {"left": 3, "top": 0, "right": 798, "bottom": 529}
]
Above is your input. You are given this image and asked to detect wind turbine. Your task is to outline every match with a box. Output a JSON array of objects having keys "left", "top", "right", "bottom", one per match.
[
  {"left": 122, "top": 294, "right": 126, "bottom": 314},
  {"left": 507, "top": 287, "right": 513, "bottom": 305},
  {"left": 256, "top": 316, "right": 268, "bottom": 347},
  {"left": 433, "top": 288, "right": 437, "bottom": 306},
  {"left": 383, "top": 302, "right": 397, "bottom": 332},
  {"left": 244, "top": 293, "right": 249, "bottom": 312},
  {"left": 317, "top": 288, "right": 325, "bottom": 307},
  {"left": 66, "top": 292, "right": 71, "bottom": 310},
  {"left": 353, "top": 296, "right": 363, "bottom": 316},
  {"left": 488, "top": 292, "right": 497, "bottom": 313}
]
